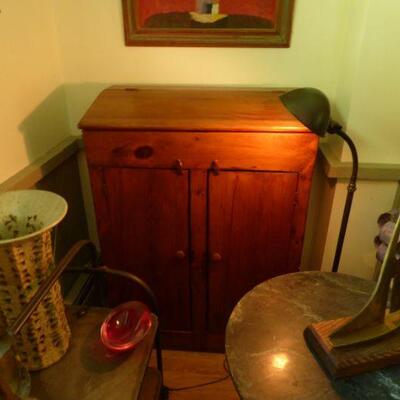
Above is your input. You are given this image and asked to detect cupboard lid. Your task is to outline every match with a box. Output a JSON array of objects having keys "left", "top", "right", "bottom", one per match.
[{"left": 79, "top": 86, "right": 312, "bottom": 133}]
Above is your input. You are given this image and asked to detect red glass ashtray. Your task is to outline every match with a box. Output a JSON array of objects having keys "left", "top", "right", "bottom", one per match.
[{"left": 100, "top": 301, "right": 152, "bottom": 352}]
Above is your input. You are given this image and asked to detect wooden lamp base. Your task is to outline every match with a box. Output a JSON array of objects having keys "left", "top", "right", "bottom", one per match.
[
  {"left": 304, "top": 214, "right": 400, "bottom": 378},
  {"left": 304, "top": 317, "right": 400, "bottom": 378}
]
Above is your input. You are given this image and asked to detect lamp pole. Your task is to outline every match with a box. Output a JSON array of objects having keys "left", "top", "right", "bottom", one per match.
[
  {"left": 328, "top": 122, "right": 359, "bottom": 273},
  {"left": 280, "top": 88, "right": 359, "bottom": 273}
]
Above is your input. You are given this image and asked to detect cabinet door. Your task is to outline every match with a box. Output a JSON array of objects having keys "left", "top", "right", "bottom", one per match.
[
  {"left": 207, "top": 171, "right": 298, "bottom": 333},
  {"left": 93, "top": 167, "right": 191, "bottom": 332}
]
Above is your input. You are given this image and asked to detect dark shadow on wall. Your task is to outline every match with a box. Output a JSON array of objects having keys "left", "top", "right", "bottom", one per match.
[
  {"left": 18, "top": 85, "right": 71, "bottom": 163},
  {"left": 17, "top": 85, "right": 91, "bottom": 295},
  {"left": 34, "top": 155, "right": 90, "bottom": 295},
  {"left": 63, "top": 83, "right": 114, "bottom": 135}
]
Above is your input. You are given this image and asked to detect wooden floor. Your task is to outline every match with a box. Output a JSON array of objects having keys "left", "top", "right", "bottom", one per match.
[{"left": 149, "top": 350, "right": 239, "bottom": 400}]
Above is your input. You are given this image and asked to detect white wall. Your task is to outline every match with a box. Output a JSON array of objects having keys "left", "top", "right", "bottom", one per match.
[
  {"left": 319, "top": 0, "right": 400, "bottom": 278},
  {"left": 341, "top": 0, "right": 400, "bottom": 164},
  {"left": 331, "top": 0, "right": 400, "bottom": 165},
  {"left": 0, "top": 0, "right": 70, "bottom": 183}
]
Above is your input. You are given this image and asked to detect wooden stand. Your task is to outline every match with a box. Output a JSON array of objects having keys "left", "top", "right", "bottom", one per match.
[
  {"left": 30, "top": 307, "right": 161, "bottom": 400},
  {"left": 305, "top": 317, "right": 400, "bottom": 377},
  {"left": 305, "top": 215, "right": 400, "bottom": 378}
]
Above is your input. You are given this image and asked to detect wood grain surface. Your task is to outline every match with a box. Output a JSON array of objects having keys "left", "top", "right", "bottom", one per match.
[
  {"left": 149, "top": 350, "right": 239, "bottom": 400},
  {"left": 30, "top": 307, "right": 158, "bottom": 400},
  {"left": 79, "top": 87, "right": 310, "bottom": 133},
  {"left": 305, "top": 317, "right": 400, "bottom": 378},
  {"left": 98, "top": 168, "right": 191, "bottom": 332},
  {"left": 84, "top": 131, "right": 317, "bottom": 172},
  {"left": 207, "top": 171, "right": 298, "bottom": 333}
]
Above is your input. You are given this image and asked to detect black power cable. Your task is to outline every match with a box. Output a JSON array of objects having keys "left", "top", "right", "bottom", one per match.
[{"left": 166, "top": 359, "right": 230, "bottom": 393}]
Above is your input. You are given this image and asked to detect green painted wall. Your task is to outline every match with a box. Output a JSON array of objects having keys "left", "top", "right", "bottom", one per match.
[
  {"left": 317, "top": 0, "right": 400, "bottom": 277},
  {"left": 334, "top": 0, "right": 400, "bottom": 164}
]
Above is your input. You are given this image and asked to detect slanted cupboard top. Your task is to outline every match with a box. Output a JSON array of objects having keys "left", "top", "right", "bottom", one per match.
[{"left": 79, "top": 86, "right": 311, "bottom": 133}]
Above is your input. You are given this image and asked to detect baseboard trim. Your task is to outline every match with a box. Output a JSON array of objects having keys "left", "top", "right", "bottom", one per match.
[
  {"left": 0, "top": 136, "right": 80, "bottom": 192},
  {"left": 320, "top": 143, "right": 400, "bottom": 181}
]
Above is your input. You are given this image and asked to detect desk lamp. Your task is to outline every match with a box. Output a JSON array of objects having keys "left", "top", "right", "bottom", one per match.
[
  {"left": 281, "top": 88, "right": 400, "bottom": 377},
  {"left": 280, "top": 88, "right": 359, "bottom": 273}
]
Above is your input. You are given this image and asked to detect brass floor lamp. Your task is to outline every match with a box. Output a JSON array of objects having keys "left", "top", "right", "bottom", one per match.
[
  {"left": 280, "top": 88, "right": 400, "bottom": 377},
  {"left": 280, "top": 88, "right": 359, "bottom": 273}
]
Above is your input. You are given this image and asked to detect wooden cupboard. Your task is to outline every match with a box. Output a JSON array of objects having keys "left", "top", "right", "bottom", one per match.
[{"left": 80, "top": 86, "right": 318, "bottom": 351}]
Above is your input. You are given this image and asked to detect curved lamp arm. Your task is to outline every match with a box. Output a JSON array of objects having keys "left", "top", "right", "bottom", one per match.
[
  {"left": 328, "top": 123, "right": 359, "bottom": 272},
  {"left": 280, "top": 88, "right": 360, "bottom": 273}
]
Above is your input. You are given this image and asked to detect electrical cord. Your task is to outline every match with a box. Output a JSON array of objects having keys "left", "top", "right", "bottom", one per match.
[{"left": 166, "top": 358, "right": 230, "bottom": 392}]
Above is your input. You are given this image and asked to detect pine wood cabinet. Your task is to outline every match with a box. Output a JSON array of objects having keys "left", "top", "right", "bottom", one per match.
[{"left": 80, "top": 86, "right": 318, "bottom": 351}]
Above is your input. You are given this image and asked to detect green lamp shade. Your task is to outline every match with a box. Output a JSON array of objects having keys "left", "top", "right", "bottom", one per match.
[{"left": 280, "top": 88, "right": 332, "bottom": 136}]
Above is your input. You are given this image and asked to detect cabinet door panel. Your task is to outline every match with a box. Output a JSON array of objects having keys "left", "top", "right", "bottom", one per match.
[
  {"left": 207, "top": 171, "right": 298, "bottom": 333},
  {"left": 99, "top": 168, "right": 191, "bottom": 331}
]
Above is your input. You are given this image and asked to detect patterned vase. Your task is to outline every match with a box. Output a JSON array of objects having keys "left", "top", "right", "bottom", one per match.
[{"left": 0, "top": 190, "right": 70, "bottom": 371}]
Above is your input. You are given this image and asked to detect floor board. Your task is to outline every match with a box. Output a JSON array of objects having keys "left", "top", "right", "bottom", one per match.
[{"left": 149, "top": 350, "right": 239, "bottom": 400}]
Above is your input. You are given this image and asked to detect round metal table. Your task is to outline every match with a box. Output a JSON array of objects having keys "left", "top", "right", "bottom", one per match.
[{"left": 225, "top": 272, "right": 400, "bottom": 400}]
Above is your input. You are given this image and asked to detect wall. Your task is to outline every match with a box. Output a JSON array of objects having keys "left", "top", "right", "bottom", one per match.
[
  {"left": 342, "top": 0, "right": 400, "bottom": 164},
  {"left": 333, "top": 0, "right": 400, "bottom": 164},
  {"left": 317, "top": 0, "right": 400, "bottom": 278},
  {"left": 53, "top": 0, "right": 347, "bottom": 135},
  {"left": 0, "top": 0, "right": 70, "bottom": 183}
]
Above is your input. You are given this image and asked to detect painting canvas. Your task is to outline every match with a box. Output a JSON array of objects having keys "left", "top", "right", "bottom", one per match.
[{"left": 123, "top": 0, "right": 295, "bottom": 47}]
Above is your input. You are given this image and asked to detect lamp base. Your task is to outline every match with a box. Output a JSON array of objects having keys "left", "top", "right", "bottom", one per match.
[{"left": 304, "top": 317, "right": 400, "bottom": 378}]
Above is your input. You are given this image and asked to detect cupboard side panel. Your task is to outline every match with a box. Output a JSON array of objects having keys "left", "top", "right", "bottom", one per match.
[{"left": 287, "top": 136, "right": 319, "bottom": 272}]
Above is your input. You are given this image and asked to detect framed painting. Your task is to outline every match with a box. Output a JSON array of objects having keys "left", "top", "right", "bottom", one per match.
[{"left": 122, "top": 0, "right": 295, "bottom": 47}]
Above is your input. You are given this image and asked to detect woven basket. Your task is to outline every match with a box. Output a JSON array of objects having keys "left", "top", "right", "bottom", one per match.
[{"left": 0, "top": 190, "right": 71, "bottom": 371}]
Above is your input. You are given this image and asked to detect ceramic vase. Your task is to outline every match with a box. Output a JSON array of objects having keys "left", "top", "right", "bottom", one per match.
[{"left": 0, "top": 190, "right": 70, "bottom": 371}]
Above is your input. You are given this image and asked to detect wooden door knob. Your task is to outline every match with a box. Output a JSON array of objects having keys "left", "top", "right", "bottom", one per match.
[
  {"left": 176, "top": 250, "right": 186, "bottom": 259},
  {"left": 212, "top": 252, "right": 222, "bottom": 262},
  {"left": 173, "top": 159, "right": 184, "bottom": 175},
  {"left": 211, "top": 160, "right": 220, "bottom": 175}
]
